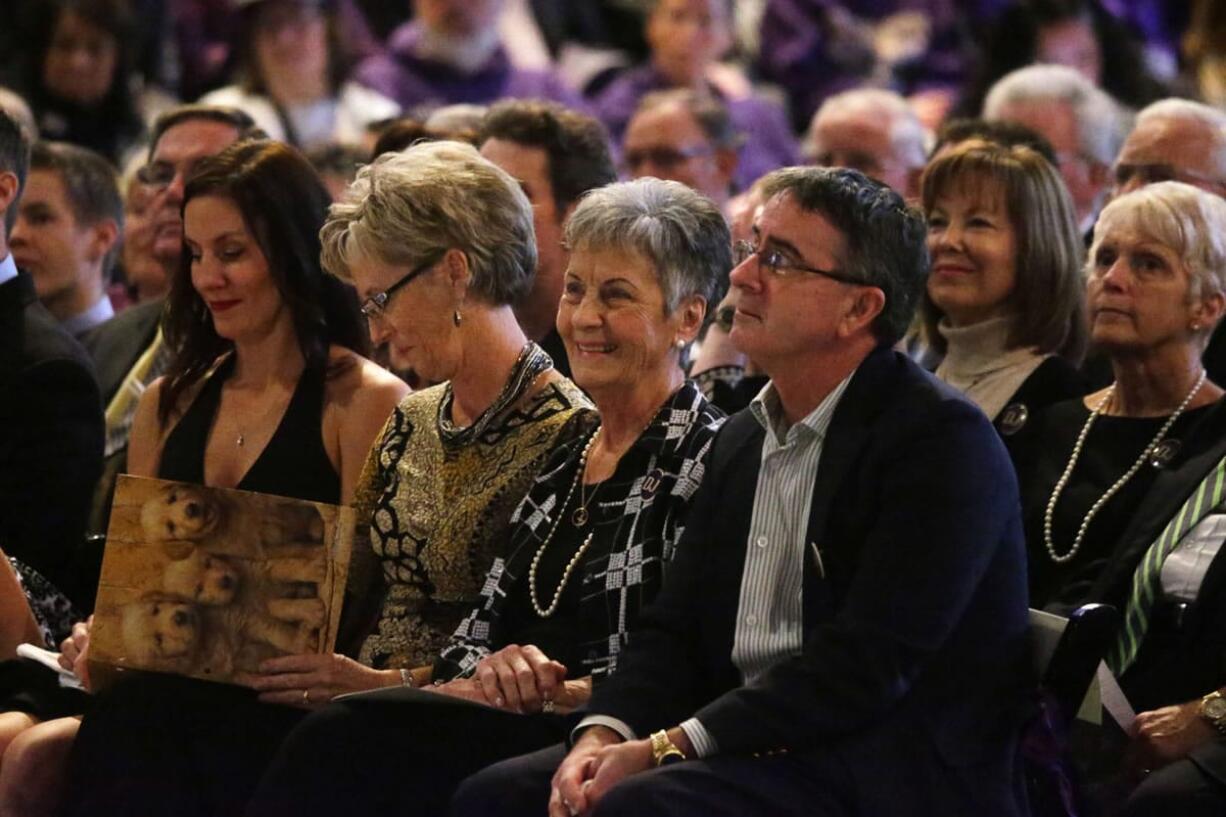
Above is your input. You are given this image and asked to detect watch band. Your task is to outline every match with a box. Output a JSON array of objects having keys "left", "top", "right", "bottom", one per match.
[{"left": 649, "top": 730, "right": 686, "bottom": 767}]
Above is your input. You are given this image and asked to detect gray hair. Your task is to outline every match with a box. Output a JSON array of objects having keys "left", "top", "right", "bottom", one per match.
[
  {"left": 1091, "top": 181, "right": 1226, "bottom": 309},
  {"left": 320, "top": 140, "right": 536, "bottom": 306},
  {"left": 564, "top": 178, "right": 729, "bottom": 313},
  {"left": 1133, "top": 98, "right": 1226, "bottom": 180},
  {"left": 805, "top": 88, "right": 930, "bottom": 168},
  {"left": 983, "top": 64, "right": 1123, "bottom": 166},
  {"left": 759, "top": 166, "right": 928, "bottom": 346}
]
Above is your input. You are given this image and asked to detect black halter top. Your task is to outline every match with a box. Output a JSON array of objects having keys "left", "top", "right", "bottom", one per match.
[{"left": 158, "top": 355, "right": 341, "bottom": 504}]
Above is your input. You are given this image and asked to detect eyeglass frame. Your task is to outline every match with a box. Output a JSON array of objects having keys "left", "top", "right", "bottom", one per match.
[
  {"left": 1111, "top": 161, "right": 1226, "bottom": 194},
  {"left": 359, "top": 252, "right": 445, "bottom": 321},
  {"left": 732, "top": 239, "right": 863, "bottom": 286},
  {"left": 135, "top": 158, "right": 209, "bottom": 191},
  {"left": 622, "top": 144, "right": 714, "bottom": 173}
]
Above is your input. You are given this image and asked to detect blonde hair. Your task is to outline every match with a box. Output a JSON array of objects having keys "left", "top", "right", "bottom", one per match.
[
  {"left": 1091, "top": 181, "right": 1226, "bottom": 312},
  {"left": 320, "top": 140, "right": 536, "bottom": 306}
]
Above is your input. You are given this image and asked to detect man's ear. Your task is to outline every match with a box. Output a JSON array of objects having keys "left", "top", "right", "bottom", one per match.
[
  {"left": 87, "top": 218, "right": 120, "bottom": 263},
  {"left": 838, "top": 286, "right": 886, "bottom": 339},
  {"left": 0, "top": 171, "right": 20, "bottom": 225},
  {"left": 715, "top": 148, "right": 739, "bottom": 189}
]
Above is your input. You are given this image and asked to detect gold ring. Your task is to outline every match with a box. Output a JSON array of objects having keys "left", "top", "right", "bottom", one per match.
[
  {"left": 542, "top": 699, "right": 556, "bottom": 714},
  {"left": 302, "top": 688, "right": 311, "bottom": 705}
]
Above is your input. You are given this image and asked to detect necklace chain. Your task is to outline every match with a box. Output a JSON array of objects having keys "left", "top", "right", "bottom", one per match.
[
  {"left": 1044, "top": 371, "right": 1206, "bottom": 564},
  {"left": 529, "top": 427, "right": 601, "bottom": 618}
]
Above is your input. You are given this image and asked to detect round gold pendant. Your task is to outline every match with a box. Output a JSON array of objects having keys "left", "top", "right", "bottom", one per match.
[{"left": 571, "top": 507, "right": 588, "bottom": 527}]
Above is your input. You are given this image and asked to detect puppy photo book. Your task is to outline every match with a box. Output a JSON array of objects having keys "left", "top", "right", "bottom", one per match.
[{"left": 88, "top": 475, "right": 355, "bottom": 689}]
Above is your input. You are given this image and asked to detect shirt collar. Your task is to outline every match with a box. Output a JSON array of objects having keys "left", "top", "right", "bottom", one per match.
[
  {"left": 61, "top": 294, "right": 114, "bottom": 337},
  {"left": 0, "top": 254, "right": 17, "bottom": 286},
  {"left": 749, "top": 371, "right": 856, "bottom": 448}
]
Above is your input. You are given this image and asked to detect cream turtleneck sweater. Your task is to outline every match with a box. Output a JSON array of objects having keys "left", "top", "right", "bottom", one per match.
[{"left": 935, "top": 316, "right": 1050, "bottom": 421}]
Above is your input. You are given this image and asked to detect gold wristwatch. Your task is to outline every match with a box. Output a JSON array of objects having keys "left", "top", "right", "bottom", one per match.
[
  {"left": 1201, "top": 691, "right": 1226, "bottom": 735},
  {"left": 649, "top": 730, "right": 686, "bottom": 767}
]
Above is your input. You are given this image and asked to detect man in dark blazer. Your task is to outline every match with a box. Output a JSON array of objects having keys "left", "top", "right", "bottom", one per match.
[
  {"left": 453, "top": 167, "right": 1032, "bottom": 817},
  {"left": 0, "top": 109, "right": 103, "bottom": 596}
]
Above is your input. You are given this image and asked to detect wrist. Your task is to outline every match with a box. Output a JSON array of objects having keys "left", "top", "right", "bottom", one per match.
[
  {"left": 666, "top": 727, "right": 694, "bottom": 758},
  {"left": 578, "top": 725, "right": 624, "bottom": 748}
]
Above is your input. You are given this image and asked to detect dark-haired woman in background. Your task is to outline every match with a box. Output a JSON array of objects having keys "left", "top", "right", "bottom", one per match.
[
  {"left": 1, "top": 139, "right": 406, "bottom": 817},
  {"left": 955, "top": 0, "right": 1168, "bottom": 117},
  {"left": 920, "top": 140, "right": 1087, "bottom": 463},
  {"left": 11, "top": 0, "right": 148, "bottom": 164},
  {"left": 199, "top": 0, "right": 398, "bottom": 150}
]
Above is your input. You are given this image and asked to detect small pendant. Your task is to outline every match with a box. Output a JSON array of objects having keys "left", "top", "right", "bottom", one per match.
[
  {"left": 236, "top": 433, "right": 245, "bottom": 447},
  {"left": 571, "top": 506, "right": 588, "bottom": 527},
  {"left": 1149, "top": 438, "right": 1180, "bottom": 469}
]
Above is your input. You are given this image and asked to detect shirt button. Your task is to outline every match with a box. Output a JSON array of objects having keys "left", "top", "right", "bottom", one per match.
[
  {"left": 755, "top": 536, "right": 768, "bottom": 548},
  {"left": 746, "top": 614, "right": 758, "bottom": 626}
]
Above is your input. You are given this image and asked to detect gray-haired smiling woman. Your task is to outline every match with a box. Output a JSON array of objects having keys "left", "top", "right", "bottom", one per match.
[{"left": 245, "top": 177, "right": 729, "bottom": 817}]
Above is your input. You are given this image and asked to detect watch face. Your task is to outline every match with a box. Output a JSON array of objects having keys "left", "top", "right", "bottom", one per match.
[{"left": 1205, "top": 697, "right": 1226, "bottom": 720}]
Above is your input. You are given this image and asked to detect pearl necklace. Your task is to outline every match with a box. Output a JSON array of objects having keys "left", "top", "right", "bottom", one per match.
[
  {"left": 528, "top": 428, "right": 601, "bottom": 618},
  {"left": 1044, "top": 370, "right": 1206, "bottom": 564}
]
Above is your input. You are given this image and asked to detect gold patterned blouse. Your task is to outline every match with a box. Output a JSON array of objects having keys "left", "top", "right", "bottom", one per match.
[{"left": 353, "top": 375, "right": 591, "bottom": 670}]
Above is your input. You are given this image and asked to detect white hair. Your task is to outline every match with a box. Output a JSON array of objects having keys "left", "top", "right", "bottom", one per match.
[
  {"left": 805, "top": 88, "right": 930, "bottom": 168},
  {"left": 1132, "top": 98, "right": 1226, "bottom": 179},
  {"left": 1092, "top": 181, "right": 1226, "bottom": 304},
  {"left": 983, "top": 64, "right": 1123, "bottom": 166}
]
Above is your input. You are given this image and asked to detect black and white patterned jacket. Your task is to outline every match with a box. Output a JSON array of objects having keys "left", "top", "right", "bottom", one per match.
[{"left": 434, "top": 382, "right": 725, "bottom": 684}]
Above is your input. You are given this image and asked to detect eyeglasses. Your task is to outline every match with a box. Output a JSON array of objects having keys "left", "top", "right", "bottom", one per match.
[
  {"left": 359, "top": 253, "right": 443, "bottom": 321},
  {"left": 136, "top": 159, "right": 208, "bottom": 191},
  {"left": 623, "top": 145, "right": 712, "bottom": 173},
  {"left": 732, "top": 240, "right": 861, "bottom": 285},
  {"left": 1113, "top": 162, "right": 1226, "bottom": 193}
]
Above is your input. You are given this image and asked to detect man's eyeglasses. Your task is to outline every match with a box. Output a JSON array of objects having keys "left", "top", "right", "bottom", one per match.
[
  {"left": 623, "top": 145, "right": 712, "bottom": 173},
  {"left": 732, "top": 240, "right": 861, "bottom": 285},
  {"left": 1113, "top": 162, "right": 1226, "bottom": 193},
  {"left": 359, "top": 253, "right": 443, "bottom": 321},
  {"left": 136, "top": 159, "right": 206, "bottom": 191}
]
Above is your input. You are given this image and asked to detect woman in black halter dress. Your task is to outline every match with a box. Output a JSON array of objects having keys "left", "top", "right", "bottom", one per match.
[{"left": 0, "top": 140, "right": 405, "bottom": 817}]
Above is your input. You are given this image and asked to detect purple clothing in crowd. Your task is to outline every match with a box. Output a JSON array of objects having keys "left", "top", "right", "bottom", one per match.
[
  {"left": 757, "top": 0, "right": 1007, "bottom": 129},
  {"left": 592, "top": 65, "right": 799, "bottom": 195},
  {"left": 354, "top": 22, "right": 587, "bottom": 116}
]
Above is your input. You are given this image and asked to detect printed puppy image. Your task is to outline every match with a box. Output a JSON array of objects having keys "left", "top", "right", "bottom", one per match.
[
  {"left": 158, "top": 542, "right": 327, "bottom": 660},
  {"left": 139, "top": 484, "right": 222, "bottom": 542},
  {"left": 119, "top": 593, "right": 203, "bottom": 673},
  {"left": 161, "top": 549, "right": 241, "bottom": 606}
]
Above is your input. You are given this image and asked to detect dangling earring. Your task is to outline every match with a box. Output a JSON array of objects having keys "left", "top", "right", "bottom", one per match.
[{"left": 453, "top": 309, "right": 463, "bottom": 327}]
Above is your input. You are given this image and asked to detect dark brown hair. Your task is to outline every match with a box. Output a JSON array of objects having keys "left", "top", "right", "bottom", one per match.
[{"left": 158, "top": 139, "right": 367, "bottom": 424}]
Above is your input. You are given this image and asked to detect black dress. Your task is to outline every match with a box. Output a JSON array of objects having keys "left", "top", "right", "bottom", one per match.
[
  {"left": 62, "top": 357, "right": 341, "bottom": 817},
  {"left": 1018, "top": 398, "right": 1217, "bottom": 610},
  {"left": 158, "top": 355, "right": 340, "bottom": 503}
]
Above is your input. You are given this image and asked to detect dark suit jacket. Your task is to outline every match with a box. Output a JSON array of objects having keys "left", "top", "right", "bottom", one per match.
[
  {"left": 80, "top": 296, "right": 163, "bottom": 404},
  {"left": 586, "top": 347, "right": 1033, "bottom": 816},
  {"left": 0, "top": 272, "right": 104, "bottom": 594}
]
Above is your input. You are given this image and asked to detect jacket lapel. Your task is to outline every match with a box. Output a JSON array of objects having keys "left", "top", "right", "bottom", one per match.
[{"left": 802, "top": 347, "right": 901, "bottom": 623}]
